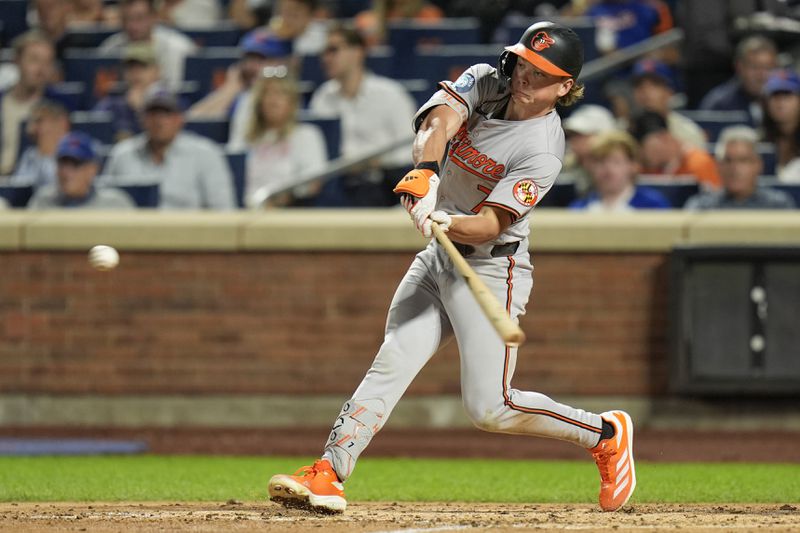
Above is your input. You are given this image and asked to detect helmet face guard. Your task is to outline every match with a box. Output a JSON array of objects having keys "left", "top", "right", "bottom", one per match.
[{"left": 498, "top": 21, "right": 584, "bottom": 81}]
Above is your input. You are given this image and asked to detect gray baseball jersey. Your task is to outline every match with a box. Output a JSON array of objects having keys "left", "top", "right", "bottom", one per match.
[{"left": 322, "top": 64, "right": 604, "bottom": 484}]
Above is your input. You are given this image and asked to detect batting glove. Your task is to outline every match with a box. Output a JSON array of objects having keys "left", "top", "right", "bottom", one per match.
[
  {"left": 421, "top": 210, "right": 452, "bottom": 238},
  {"left": 394, "top": 162, "right": 441, "bottom": 234}
]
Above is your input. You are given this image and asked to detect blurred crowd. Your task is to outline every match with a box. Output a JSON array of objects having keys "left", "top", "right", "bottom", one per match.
[{"left": 0, "top": 0, "right": 799, "bottom": 211}]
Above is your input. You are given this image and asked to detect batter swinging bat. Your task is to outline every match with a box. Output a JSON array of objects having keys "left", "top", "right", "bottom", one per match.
[{"left": 431, "top": 222, "right": 526, "bottom": 347}]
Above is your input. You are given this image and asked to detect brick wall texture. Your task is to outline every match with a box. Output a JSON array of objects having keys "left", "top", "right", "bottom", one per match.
[{"left": 0, "top": 251, "right": 669, "bottom": 396}]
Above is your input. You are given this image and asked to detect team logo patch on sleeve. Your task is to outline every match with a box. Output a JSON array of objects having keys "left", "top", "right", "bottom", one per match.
[
  {"left": 453, "top": 72, "right": 475, "bottom": 93},
  {"left": 513, "top": 179, "right": 538, "bottom": 207}
]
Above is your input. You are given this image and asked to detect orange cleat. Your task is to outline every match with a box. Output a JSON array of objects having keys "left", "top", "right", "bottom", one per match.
[
  {"left": 268, "top": 459, "right": 346, "bottom": 513},
  {"left": 588, "top": 410, "right": 636, "bottom": 512}
]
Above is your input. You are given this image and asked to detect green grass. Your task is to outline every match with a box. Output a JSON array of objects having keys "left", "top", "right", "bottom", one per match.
[{"left": 1, "top": 456, "right": 798, "bottom": 503}]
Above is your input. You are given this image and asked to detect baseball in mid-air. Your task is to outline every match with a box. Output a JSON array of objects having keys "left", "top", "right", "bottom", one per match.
[{"left": 88, "top": 245, "right": 119, "bottom": 271}]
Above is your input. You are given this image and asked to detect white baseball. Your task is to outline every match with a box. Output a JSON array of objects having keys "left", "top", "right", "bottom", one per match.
[{"left": 88, "top": 245, "right": 119, "bottom": 271}]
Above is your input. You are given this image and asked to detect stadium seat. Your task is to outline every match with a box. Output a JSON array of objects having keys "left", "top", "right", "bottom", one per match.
[
  {"left": 61, "top": 26, "right": 117, "bottom": 49},
  {"left": 389, "top": 19, "right": 482, "bottom": 75},
  {"left": 0, "top": 184, "right": 34, "bottom": 208},
  {"left": 537, "top": 182, "right": 578, "bottom": 208},
  {"left": 185, "top": 119, "right": 229, "bottom": 144},
  {"left": 413, "top": 45, "right": 503, "bottom": 86},
  {"left": 0, "top": 0, "right": 28, "bottom": 46},
  {"left": 400, "top": 79, "right": 433, "bottom": 108},
  {"left": 62, "top": 49, "right": 122, "bottom": 102},
  {"left": 639, "top": 176, "right": 699, "bottom": 208},
  {"left": 184, "top": 48, "right": 240, "bottom": 96},
  {"left": 297, "top": 113, "right": 341, "bottom": 160},
  {"left": 114, "top": 184, "right": 160, "bottom": 208},
  {"left": 226, "top": 152, "right": 246, "bottom": 208},
  {"left": 184, "top": 23, "right": 243, "bottom": 47},
  {"left": 678, "top": 110, "right": 752, "bottom": 142},
  {"left": 761, "top": 178, "right": 800, "bottom": 207},
  {"left": 71, "top": 111, "right": 116, "bottom": 145}
]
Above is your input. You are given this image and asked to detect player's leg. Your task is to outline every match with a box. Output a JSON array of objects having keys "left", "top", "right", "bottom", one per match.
[
  {"left": 443, "top": 250, "right": 635, "bottom": 511},
  {"left": 269, "top": 245, "right": 452, "bottom": 512}
]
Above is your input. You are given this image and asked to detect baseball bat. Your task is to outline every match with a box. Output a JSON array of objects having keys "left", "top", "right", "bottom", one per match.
[{"left": 431, "top": 222, "right": 526, "bottom": 347}]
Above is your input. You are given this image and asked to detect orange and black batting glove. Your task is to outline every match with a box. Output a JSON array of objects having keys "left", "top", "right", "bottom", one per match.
[{"left": 394, "top": 161, "right": 441, "bottom": 234}]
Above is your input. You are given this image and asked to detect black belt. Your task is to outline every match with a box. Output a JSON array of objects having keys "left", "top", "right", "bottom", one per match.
[{"left": 451, "top": 241, "right": 519, "bottom": 258}]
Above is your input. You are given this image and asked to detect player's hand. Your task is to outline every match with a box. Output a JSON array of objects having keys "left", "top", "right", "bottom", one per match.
[
  {"left": 421, "top": 210, "right": 452, "bottom": 238},
  {"left": 394, "top": 166, "right": 440, "bottom": 234}
]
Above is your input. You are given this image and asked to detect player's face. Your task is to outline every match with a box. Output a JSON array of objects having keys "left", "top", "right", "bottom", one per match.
[
  {"left": 510, "top": 58, "right": 572, "bottom": 112},
  {"left": 720, "top": 140, "right": 761, "bottom": 198},
  {"left": 591, "top": 147, "right": 638, "bottom": 196}
]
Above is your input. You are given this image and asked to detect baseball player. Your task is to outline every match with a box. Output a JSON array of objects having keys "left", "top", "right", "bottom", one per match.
[{"left": 268, "top": 21, "right": 636, "bottom": 513}]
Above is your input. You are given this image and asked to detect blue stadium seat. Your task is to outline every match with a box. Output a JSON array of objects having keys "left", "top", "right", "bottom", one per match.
[
  {"left": 760, "top": 178, "right": 800, "bottom": 207},
  {"left": 413, "top": 45, "right": 503, "bottom": 86},
  {"left": 0, "top": 184, "right": 34, "bottom": 208},
  {"left": 70, "top": 111, "right": 116, "bottom": 145},
  {"left": 757, "top": 144, "right": 777, "bottom": 176},
  {"left": 537, "top": 182, "right": 577, "bottom": 208},
  {"left": 0, "top": 0, "right": 28, "bottom": 46},
  {"left": 184, "top": 119, "right": 229, "bottom": 144},
  {"left": 184, "top": 48, "right": 240, "bottom": 96},
  {"left": 639, "top": 176, "right": 699, "bottom": 208},
  {"left": 115, "top": 184, "right": 159, "bottom": 208},
  {"left": 62, "top": 49, "right": 122, "bottom": 103},
  {"left": 678, "top": 110, "right": 753, "bottom": 142},
  {"left": 226, "top": 152, "right": 246, "bottom": 208},
  {"left": 184, "top": 23, "right": 243, "bottom": 47},
  {"left": 389, "top": 19, "right": 482, "bottom": 75},
  {"left": 61, "top": 26, "right": 117, "bottom": 49},
  {"left": 297, "top": 113, "right": 340, "bottom": 160},
  {"left": 400, "top": 79, "right": 433, "bottom": 108}
]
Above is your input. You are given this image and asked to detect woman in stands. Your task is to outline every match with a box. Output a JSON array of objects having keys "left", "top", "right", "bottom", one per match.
[
  {"left": 761, "top": 69, "right": 800, "bottom": 182},
  {"left": 243, "top": 69, "right": 328, "bottom": 207}
]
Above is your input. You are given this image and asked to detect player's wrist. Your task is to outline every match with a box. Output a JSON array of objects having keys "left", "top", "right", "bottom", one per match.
[{"left": 415, "top": 161, "right": 440, "bottom": 175}]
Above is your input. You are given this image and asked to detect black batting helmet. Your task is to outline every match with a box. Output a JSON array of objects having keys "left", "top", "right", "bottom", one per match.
[{"left": 498, "top": 21, "right": 584, "bottom": 80}]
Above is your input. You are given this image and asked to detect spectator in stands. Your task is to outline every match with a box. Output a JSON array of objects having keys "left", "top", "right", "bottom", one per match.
[
  {"left": 685, "top": 126, "right": 795, "bottom": 210},
  {"left": 0, "top": 32, "right": 65, "bottom": 176},
  {"left": 584, "top": 0, "right": 665, "bottom": 54},
  {"left": 570, "top": 130, "right": 671, "bottom": 211},
  {"left": 156, "top": 0, "right": 223, "bottom": 29},
  {"left": 28, "top": 132, "right": 135, "bottom": 209},
  {"left": 104, "top": 87, "right": 237, "bottom": 209},
  {"left": 699, "top": 36, "right": 778, "bottom": 127},
  {"left": 309, "top": 25, "right": 416, "bottom": 206},
  {"left": 631, "top": 59, "right": 706, "bottom": 148},
  {"left": 562, "top": 104, "right": 620, "bottom": 194},
  {"left": 268, "top": 0, "right": 328, "bottom": 55},
  {"left": 10, "top": 100, "right": 71, "bottom": 188},
  {"left": 188, "top": 29, "right": 294, "bottom": 149},
  {"left": 68, "top": 0, "right": 120, "bottom": 26},
  {"left": 760, "top": 69, "right": 800, "bottom": 183},
  {"left": 631, "top": 111, "right": 721, "bottom": 189},
  {"left": 31, "top": 0, "right": 70, "bottom": 63},
  {"left": 243, "top": 74, "right": 327, "bottom": 207},
  {"left": 355, "top": 0, "right": 444, "bottom": 48},
  {"left": 229, "top": 0, "right": 272, "bottom": 30},
  {"left": 93, "top": 43, "right": 162, "bottom": 142},
  {"left": 99, "top": 0, "right": 197, "bottom": 91}
]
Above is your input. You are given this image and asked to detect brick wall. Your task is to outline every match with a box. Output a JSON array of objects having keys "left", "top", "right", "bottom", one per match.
[{"left": 0, "top": 251, "right": 669, "bottom": 396}]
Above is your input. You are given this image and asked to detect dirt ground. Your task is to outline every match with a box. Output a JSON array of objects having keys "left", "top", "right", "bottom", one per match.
[{"left": 1, "top": 502, "right": 798, "bottom": 532}]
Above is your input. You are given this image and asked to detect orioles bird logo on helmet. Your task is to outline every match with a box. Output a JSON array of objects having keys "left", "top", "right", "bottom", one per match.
[{"left": 531, "top": 31, "right": 555, "bottom": 51}]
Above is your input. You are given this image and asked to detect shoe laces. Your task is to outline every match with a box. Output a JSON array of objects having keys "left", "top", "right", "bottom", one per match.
[
  {"left": 591, "top": 441, "right": 617, "bottom": 482},
  {"left": 294, "top": 459, "right": 331, "bottom": 479}
]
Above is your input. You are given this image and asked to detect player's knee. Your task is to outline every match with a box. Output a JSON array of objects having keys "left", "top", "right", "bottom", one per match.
[{"left": 463, "top": 401, "right": 504, "bottom": 433}]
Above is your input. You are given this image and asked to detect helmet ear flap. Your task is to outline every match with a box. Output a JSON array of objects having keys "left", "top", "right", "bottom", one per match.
[{"left": 498, "top": 50, "right": 517, "bottom": 80}]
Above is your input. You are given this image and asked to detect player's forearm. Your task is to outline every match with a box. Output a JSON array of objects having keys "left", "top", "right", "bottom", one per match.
[
  {"left": 446, "top": 214, "right": 502, "bottom": 245},
  {"left": 412, "top": 117, "right": 449, "bottom": 165}
]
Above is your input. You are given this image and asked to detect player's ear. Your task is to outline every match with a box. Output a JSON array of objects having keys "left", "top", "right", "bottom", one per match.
[{"left": 558, "top": 77, "right": 574, "bottom": 97}]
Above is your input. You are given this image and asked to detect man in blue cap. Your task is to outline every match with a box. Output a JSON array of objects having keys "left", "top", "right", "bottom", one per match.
[{"left": 28, "top": 132, "right": 136, "bottom": 210}]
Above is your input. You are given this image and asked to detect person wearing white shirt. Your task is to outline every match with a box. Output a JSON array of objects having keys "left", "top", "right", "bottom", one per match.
[
  {"left": 243, "top": 74, "right": 327, "bottom": 207},
  {"left": 99, "top": 0, "right": 197, "bottom": 91},
  {"left": 104, "top": 87, "right": 236, "bottom": 210},
  {"left": 309, "top": 24, "right": 416, "bottom": 206}
]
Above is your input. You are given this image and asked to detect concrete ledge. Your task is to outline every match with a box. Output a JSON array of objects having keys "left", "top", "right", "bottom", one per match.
[
  {"left": 0, "top": 212, "right": 29, "bottom": 250},
  {"left": 21, "top": 211, "right": 249, "bottom": 251},
  {"left": 0, "top": 210, "right": 799, "bottom": 252}
]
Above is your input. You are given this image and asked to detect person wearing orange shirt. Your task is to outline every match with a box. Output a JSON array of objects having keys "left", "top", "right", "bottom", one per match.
[{"left": 630, "top": 111, "right": 721, "bottom": 189}]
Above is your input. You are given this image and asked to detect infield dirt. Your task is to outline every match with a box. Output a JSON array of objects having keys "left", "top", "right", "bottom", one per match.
[{"left": 1, "top": 502, "right": 798, "bottom": 532}]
